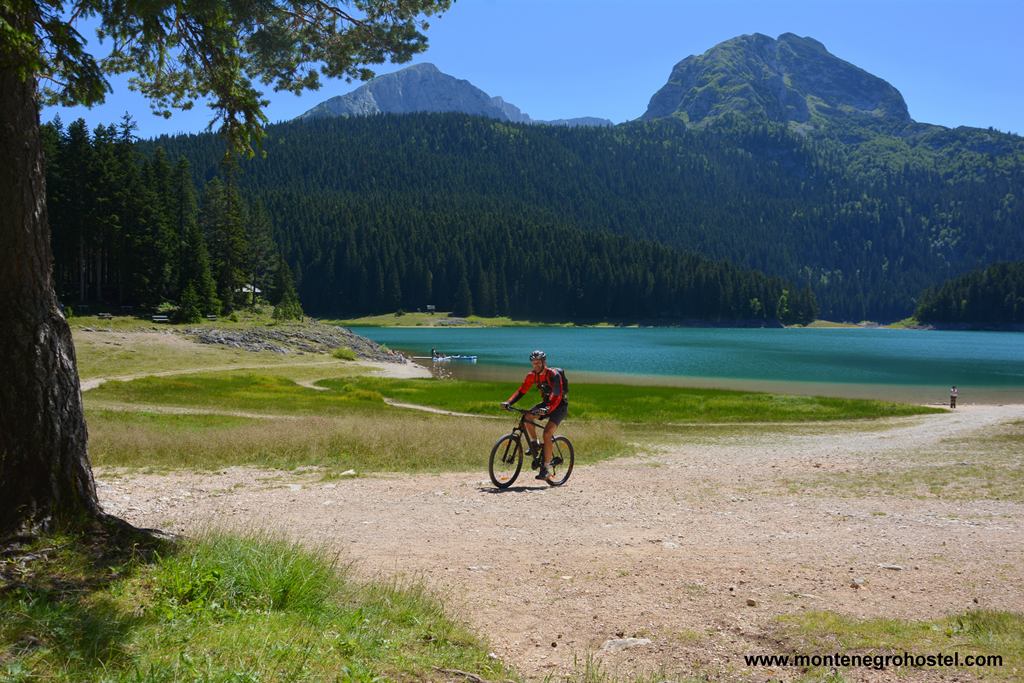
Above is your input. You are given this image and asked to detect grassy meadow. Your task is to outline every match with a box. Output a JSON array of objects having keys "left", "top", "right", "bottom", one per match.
[
  {"left": 328, "top": 310, "right": 552, "bottom": 327},
  {"left": 81, "top": 366, "right": 940, "bottom": 473},
  {"left": 71, "top": 321, "right": 943, "bottom": 475},
  {"left": 319, "top": 376, "right": 941, "bottom": 423},
  {"left": 0, "top": 531, "right": 511, "bottom": 682}
]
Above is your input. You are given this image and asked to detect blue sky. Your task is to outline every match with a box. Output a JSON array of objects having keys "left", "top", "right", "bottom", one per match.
[{"left": 44, "top": 0, "right": 1024, "bottom": 138}]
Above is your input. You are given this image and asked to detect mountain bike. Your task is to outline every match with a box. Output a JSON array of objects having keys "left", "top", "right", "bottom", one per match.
[{"left": 488, "top": 406, "right": 574, "bottom": 489}]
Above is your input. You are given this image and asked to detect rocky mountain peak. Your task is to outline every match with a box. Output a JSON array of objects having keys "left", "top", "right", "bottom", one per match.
[{"left": 641, "top": 33, "right": 910, "bottom": 127}]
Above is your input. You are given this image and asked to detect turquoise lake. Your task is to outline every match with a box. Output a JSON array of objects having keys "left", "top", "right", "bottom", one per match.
[{"left": 350, "top": 326, "right": 1024, "bottom": 404}]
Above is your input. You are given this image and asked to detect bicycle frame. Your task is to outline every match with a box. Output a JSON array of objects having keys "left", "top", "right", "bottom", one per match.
[{"left": 505, "top": 406, "right": 548, "bottom": 433}]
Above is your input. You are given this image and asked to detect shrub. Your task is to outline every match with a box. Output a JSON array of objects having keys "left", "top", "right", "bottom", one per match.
[
  {"left": 176, "top": 284, "right": 203, "bottom": 323},
  {"left": 332, "top": 347, "right": 357, "bottom": 361}
]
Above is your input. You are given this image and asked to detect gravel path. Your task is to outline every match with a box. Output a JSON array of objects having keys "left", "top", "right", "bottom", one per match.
[{"left": 95, "top": 403, "right": 1024, "bottom": 681}]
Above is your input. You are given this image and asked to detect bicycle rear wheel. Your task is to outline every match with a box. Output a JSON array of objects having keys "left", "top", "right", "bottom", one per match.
[
  {"left": 489, "top": 434, "right": 524, "bottom": 489},
  {"left": 546, "top": 436, "right": 575, "bottom": 486}
]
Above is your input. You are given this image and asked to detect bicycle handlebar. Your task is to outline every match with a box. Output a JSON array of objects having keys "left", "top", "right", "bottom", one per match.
[{"left": 502, "top": 404, "right": 549, "bottom": 421}]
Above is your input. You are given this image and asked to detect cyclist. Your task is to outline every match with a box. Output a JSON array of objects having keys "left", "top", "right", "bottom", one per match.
[{"left": 502, "top": 350, "right": 568, "bottom": 481}]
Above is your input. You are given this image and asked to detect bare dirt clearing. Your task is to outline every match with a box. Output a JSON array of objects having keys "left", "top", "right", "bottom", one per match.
[{"left": 96, "top": 404, "right": 1024, "bottom": 681}]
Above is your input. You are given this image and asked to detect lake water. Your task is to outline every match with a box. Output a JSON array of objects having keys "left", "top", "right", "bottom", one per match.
[{"left": 349, "top": 326, "right": 1024, "bottom": 404}]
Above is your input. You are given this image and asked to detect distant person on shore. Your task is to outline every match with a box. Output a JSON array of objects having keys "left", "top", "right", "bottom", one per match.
[
  {"left": 950, "top": 385, "right": 958, "bottom": 409},
  {"left": 502, "top": 350, "right": 569, "bottom": 482}
]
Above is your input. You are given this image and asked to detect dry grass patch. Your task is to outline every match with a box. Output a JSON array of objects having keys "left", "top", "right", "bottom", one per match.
[
  {"left": 85, "top": 408, "right": 629, "bottom": 473},
  {"left": 73, "top": 329, "right": 317, "bottom": 380}
]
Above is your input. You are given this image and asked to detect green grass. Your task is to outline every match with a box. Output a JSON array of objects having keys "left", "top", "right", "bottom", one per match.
[
  {"left": 886, "top": 316, "right": 922, "bottom": 329},
  {"left": 325, "top": 313, "right": 569, "bottom": 327},
  {"left": 775, "top": 610, "right": 1023, "bottom": 680},
  {"left": 800, "top": 320, "right": 861, "bottom": 328},
  {"left": 0, "top": 531, "right": 512, "bottom": 682},
  {"left": 331, "top": 347, "right": 357, "bottom": 361},
  {"left": 87, "top": 373, "right": 388, "bottom": 416},
  {"left": 783, "top": 420, "right": 1024, "bottom": 501},
  {"left": 320, "top": 377, "right": 941, "bottom": 424},
  {"left": 88, "top": 373, "right": 938, "bottom": 424}
]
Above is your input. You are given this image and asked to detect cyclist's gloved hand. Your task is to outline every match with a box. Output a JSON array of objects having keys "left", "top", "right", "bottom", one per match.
[{"left": 501, "top": 401, "right": 511, "bottom": 410}]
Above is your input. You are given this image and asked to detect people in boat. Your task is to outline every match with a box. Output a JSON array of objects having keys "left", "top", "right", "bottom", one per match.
[{"left": 501, "top": 350, "right": 569, "bottom": 481}]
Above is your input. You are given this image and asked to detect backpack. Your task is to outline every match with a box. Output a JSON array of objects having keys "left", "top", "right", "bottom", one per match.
[{"left": 552, "top": 367, "right": 569, "bottom": 396}]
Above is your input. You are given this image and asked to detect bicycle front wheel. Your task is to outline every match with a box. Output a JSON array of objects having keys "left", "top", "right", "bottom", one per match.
[
  {"left": 489, "top": 434, "right": 524, "bottom": 489},
  {"left": 546, "top": 436, "right": 575, "bottom": 486}
]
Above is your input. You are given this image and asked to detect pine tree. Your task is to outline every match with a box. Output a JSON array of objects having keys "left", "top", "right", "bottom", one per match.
[
  {"left": 776, "top": 289, "right": 791, "bottom": 324},
  {"left": 385, "top": 265, "right": 402, "bottom": 311},
  {"left": 176, "top": 283, "right": 202, "bottom": 323},
  {"left": 245, "top": 200, "right": 277, "bottom": 308},
  {"left": 146, "top": 147, "right": 178, "bottom": 302},
  {"left": 202, "top": 176, "right": 248, "bottom": 313},
  {"left": 175, "top": 158, "right": 220, "bottom": 315},
  {"left": 453, "top": 272, "right": 473, "bottom": 317},
  {"left": 474, "top": 267, "right": 494, "bottom": 317},
  {"left": 272, "top": 255, "right": 304, "bottom": 320}
]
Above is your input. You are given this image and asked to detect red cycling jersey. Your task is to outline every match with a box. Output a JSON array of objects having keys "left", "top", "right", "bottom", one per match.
[{"left": 508, "top": 367, "right": 565, "bottom": 411}]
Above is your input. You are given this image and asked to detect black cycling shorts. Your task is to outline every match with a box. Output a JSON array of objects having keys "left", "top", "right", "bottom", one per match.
[{"left": 531, "top": 400, "right": 568, "bottom": 426}]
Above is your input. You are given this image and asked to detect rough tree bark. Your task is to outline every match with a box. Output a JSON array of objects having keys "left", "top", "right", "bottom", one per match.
[{"left": 0, "top": 30, "right": 102, "bottom": 536}]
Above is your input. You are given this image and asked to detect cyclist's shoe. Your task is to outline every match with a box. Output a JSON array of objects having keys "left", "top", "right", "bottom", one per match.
[
  {"left": 535, "top": 467, "right": 550, "bottom": 480},
  {"left": 531, "top": 455, "right": 542, "bottom": 470}
]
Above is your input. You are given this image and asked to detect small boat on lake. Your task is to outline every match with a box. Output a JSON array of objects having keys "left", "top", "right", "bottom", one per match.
[{"left": 433, "top": 354, "right": 477, "bottom": 363}]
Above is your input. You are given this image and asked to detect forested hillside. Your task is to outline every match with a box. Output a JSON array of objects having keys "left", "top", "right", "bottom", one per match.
[
  {"left": 42, "top": 117, "right": 303, "bottom": 322},
  {"left": 150, "top": 112, "right": 1024, "bottom": 321},
  {"left": 45, "top": 116, "right": 815, "bottom": 324},
  {"left": 916, "top": 261, "right": 1024, "bottom": 326}
]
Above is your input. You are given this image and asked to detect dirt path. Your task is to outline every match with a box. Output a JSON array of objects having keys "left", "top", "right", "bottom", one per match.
[
  {"left": 96, "top": 404, "right": 1024, "bottom": 681},
  {"left": 383, "top": 397, "right": 505, "bottom": 419}
]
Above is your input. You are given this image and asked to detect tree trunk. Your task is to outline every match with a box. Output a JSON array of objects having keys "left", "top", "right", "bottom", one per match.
[{"left": 0, "top": 53, "right": 101, "bottom": 536}]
